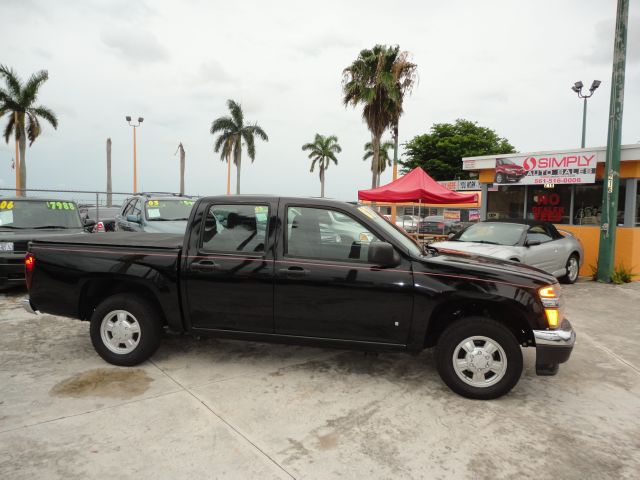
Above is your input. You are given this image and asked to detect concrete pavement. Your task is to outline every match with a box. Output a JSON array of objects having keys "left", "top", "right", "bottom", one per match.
[{"left": 1, "top": 281, "right": 639, "bottom": 479}]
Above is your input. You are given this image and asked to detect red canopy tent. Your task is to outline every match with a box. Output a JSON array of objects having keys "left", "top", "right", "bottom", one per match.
[{"left": 357, "top": 167, "right": 478, "bottom": 204}]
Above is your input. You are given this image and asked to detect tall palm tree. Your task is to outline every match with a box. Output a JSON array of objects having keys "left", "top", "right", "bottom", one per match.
[
  {"left": 0, "top": 65, "right": 58, "bottom": 192},
  {"left": 342, "top": 45, "right": 416, "bottom": 188},
  {"left": 363, "top": 139, "right": 394, "bottom": 185},
  {"left": 210, "top": 99, "right": 268, "bottom": 194},
  {"left": 302, "top": 134, "right": 341, "bottom": 198},
  {"left": 387, "top": 50, "right": 417, "bottom": 181}
]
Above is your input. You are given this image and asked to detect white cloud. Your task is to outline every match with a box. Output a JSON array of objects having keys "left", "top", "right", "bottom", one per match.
[{"left": 101, "top": 27, "right": 169, "bottom": 64}]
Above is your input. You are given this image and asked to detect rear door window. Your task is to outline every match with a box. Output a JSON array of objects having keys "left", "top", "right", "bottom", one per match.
[{"left": 201, "top": 204, "right": 268, "bottom": 253}]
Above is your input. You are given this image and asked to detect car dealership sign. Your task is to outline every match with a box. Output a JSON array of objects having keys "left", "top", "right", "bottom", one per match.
[{"left": 494, "top": 153, "right": 596, "bottom": 185}]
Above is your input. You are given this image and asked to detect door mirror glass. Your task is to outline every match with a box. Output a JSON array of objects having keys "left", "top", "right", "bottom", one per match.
[
  {"left": 367, "top": 241, "right": 398, "bottom": 266},
  {"left": 83, "top": 218, "right": 96, "bottom": 230},
  {"left": 526, "top": 239, "right": 541, "bottom": 247},
  {"left": 126, "top": 214, "right": 141, "bottom": 223}
]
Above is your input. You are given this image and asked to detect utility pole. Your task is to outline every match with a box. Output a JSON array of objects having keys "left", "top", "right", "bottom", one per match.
[
  {"left": 597, "top": 0, "right": 628, "bottom": 282},
  {"left": 14, "top": 112, "right": 20, "bottom": 197},
  {"left": 106, "top": 138, "right": 112, "bottom": 207},
  {"left": 175, "top": 142, "right": 185, "bottom": 195}
]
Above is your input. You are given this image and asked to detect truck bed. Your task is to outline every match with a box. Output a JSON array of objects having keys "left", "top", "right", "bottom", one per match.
[{"left": 31, "top": 232, "right": 184, "bottom": 250}]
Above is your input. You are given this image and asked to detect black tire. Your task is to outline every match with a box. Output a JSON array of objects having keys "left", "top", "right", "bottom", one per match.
[
  {"left": 495, "top": 172, "right": 505, "bottom": 183},
  {"left": 560, "top": 253, "right": 580, "bottom": 284},
  {"left": 435, "top": 317, "right": 523, "bottom": 400},
  {"left": 89, "top": 293, "right": 162, "bottom": 366}
]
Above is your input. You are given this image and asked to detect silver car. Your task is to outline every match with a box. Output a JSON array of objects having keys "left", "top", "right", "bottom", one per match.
[{"left": 431, "top": 220, "right": 584, "bottom": 283}]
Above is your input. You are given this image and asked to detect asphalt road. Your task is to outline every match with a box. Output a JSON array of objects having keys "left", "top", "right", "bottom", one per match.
[{"left": 1, "top": 281, "right": 639, "bottom": 479}]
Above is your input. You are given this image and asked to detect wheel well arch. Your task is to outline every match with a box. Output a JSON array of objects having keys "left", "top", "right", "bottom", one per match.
[
  {"left": 78, "top": 277, "right": 168, "bottom": 326},
  {"left": 424, "top": 297, "right": 534, "bottom": 348}
]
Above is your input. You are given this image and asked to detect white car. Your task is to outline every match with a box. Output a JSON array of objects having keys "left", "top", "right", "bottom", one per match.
[
  {"left": 395, "top": 215, "right": 420, "bottom": 233},
  {"left": 431, "top": 220, "right": 584, "bottom": 283}
]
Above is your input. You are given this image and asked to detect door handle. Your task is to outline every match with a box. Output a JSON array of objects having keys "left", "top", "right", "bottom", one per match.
[
  {"left": 192, "top": 260, "right": 219, "bottom": 271},
  {"left": 278, "top": 266, "right": 308, "bottom": 277}
]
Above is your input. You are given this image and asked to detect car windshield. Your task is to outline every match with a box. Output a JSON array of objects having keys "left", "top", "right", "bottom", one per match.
[
  {"left": 0, "top": 200, "right": 82, "bottom": 229},
  {"left": 145, "top": 199, "right": 195, "bottom": 221},
  {"left": 357, "top": 206, "right": 423, "bottom": 256},
  {"left": 450, "top": 222, "right": 526, "bottom": 246}
]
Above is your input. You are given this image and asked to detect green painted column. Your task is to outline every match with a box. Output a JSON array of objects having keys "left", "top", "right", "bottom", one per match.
[{"left": 597, "top": 0, "right": 629, "bottom": 282}]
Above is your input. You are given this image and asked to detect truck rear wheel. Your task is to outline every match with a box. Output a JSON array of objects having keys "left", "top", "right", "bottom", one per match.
[
  {"left": 435, "top": 317, "right": 523, "bottom": 399},
  {"left": 89, "top": 294, "right": 162, "bottom": 366}
]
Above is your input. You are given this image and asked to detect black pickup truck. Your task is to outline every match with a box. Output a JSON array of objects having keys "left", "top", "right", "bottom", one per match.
[{"left": 23, "top": 196, "right": 576, "bottom": 399}]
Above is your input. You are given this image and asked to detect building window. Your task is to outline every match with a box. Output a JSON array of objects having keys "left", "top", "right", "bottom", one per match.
[
  {"left": 487, "top": 186, "right": 525, "bottom": 220},
  {"left": 526, "top": 186, "right": 571, "bottom": 224},
  {"left": 574, "top": 182, "right": 626, "bottom": 226}
]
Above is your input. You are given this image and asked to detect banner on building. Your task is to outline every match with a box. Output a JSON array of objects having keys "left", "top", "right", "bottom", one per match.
[
  {"left": 443, "top": 209, "right": 461, "bottom": 221},
  {"left": 468, "top": 209, "right": 480, "bottom": 221},
  {"left": 494, "top": 153, "right": 596, "bottom": 185}
]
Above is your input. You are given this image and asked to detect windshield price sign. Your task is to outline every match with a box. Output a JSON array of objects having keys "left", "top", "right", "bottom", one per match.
[
  {"left": 46, "top": 201, "right": 75, "bottom": 210},
  {"left": 0, "top": 201, "right": 15, "bottom": 210}
]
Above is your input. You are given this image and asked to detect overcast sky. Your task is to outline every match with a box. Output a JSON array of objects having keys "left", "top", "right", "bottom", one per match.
[{"left": 0, "top": 0, "right": 638, "bottom": 202}]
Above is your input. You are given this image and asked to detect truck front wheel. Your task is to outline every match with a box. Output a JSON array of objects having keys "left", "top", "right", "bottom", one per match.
[
  {"left": 89, "top": 294, "right": 162, "bottom": 366},
  {"left": 435, "top": 317, "right": 523, "bottom": 399}
]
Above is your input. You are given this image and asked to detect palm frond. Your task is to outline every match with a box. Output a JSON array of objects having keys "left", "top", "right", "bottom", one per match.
[
  {"left": 247, "top": 123, "right": 268, "bottom": 141},
  {"left": 227, "top": 99, "right": 243, "bottom": 127},
  {"left": 31, "top": 105, "right": 58, "bottom": 129},
  {"left": 242, "top": 129, "right": 256, "bottom": 161},
  {"left": 2, "top": 113, "right": 15, "bottom": 144},
  {"left": 0, "top": 65, "right": 22, "bottom": 98},
  {"left": 26, "top": 112, "right": 41, "bottom": 145},
  {"left": 20, "top": 70, "right": 49, "bottom": 106},
  {"left": 210, "top": 116, "right": 236, "bottom": 134},
  {"left": 213, "top": 131, "right": 231, "bottom": 153}
]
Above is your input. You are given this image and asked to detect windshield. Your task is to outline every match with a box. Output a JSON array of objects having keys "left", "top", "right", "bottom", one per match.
[
  {"left": 145, "top": 199, "right": 195, "bottom": 221},
  {"left": 357, "top": 206, "right": 423, "bottom": 256},
  {"left": 0, "top": 200, "right": 82, "bottom": 229},
  {"left": 451, "top": 222, "right": 526, "bottom": 246}
]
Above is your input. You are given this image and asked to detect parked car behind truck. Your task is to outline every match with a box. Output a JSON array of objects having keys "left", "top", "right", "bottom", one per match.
[
  {"left": 116, "top": 193, "right": 196, "bottom": 233},
  {"left": 0, "top": 198, "right": 91, "bottom": 290},
  {"left": 23, "top": 196, "right": 576, "bottom": 399}
]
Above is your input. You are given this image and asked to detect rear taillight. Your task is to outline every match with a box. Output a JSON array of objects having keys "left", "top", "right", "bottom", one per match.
[
  {"left": 25, "top": 253, "right": 35, "bottom": 290},
  {"left": 94, "top": 221, "right": 105, "bottom": 233}
]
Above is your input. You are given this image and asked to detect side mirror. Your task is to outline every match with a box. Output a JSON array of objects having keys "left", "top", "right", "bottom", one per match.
[
  {"left": 448, "top": 232, "right": 455, "bottom": 239},
  {"left": 83, "top": 219, "right": 96, "bottom": 231},
  {"left": 367, "top": 241, "right": 399, "bottom": 267},
  {"left": 526, "top": 239, "right": 541, "bottom": 247},
  {"left": 127, "top": 214, "right": 141, "bottom": 223}
]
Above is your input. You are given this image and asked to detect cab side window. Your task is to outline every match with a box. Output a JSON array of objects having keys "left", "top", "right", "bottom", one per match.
[
  {"left": 527, "top": 225, "right": 553, "bottom": 244},
  {"left": 201, "top": 204, "right": 267, "bottom": 253},
  {"left": 131, "top": 199, "right": 142, "bottom": 218},
  {"left": 286, "top": 206, "right": 379, "bottom": 262},
  {"left": 121, "top": 199, "right": 135, "bottom": 217}
]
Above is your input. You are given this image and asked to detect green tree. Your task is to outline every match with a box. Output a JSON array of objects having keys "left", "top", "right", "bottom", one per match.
[
  {"left": 400, "top": 119, "right": 515, "bottom": 180},
  {"left": 343, "top": 45, "right": 415, "bottom": 189},
  {"left": 210, "top": 99, "right": 268, "bottom": 194},
  {"left": 302, "top": 134, "right": 341, "bottom": 198},
  {"left": 0, "top": 65, "right": 58, "bottom": 192},
  {"left": 363, "top": 139, "right": 394, "bottom": 183}
]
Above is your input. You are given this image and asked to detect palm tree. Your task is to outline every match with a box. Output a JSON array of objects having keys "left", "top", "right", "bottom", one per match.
[
  {"left": 0, "top": 65, "right": 58, "bottom": 193},
  {"left": 302, "top": 134, "right": 341, "bottom": 198},
  {"left": 387, "top": 50, "right": 417, "bottom": 181},
  {"left": 342, "top": 45, "right": 416, "bottom": 188},
  {"left": 210, "top": 99, "right": 268, "bottom": 194},
  {"left": 363, "top": 139, "right": 394, "bottom": 185}
]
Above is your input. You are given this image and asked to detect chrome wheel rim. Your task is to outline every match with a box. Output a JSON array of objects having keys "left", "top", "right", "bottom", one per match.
[
  {"left": 567, "top": 257, "right": 579, "bottom": 282},
  {"left": 100, "top": 310, "right": 141, "bottom": 354},
  {"left": 452, "top": 336, "right": 507, "bottom": 388}
]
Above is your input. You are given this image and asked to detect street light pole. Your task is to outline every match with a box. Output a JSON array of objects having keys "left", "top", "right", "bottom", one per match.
[
  {"left": 126, "top": 116, "right": 144, "bottom": 193},
  {"left": 571, "top": 80, "right": 601, "bottom": 148},
  {"left": 14, "top": 111, "right": 20, "bottom": 197}
]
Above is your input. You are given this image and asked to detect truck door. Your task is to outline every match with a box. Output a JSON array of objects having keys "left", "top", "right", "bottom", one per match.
[
  {"left": 183, "top": 201, "right": 276, "bottom": 333},
  {"left": 274, "top": 204, "right": 414, "bottom": 344}
]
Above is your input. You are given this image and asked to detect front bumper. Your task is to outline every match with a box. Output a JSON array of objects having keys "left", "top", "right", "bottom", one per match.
[{"left": 534, "top": 318, "right": 576, "bottom": 370}]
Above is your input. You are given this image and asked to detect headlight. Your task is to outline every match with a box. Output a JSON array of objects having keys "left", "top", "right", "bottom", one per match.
[
  {"left": 0, "top": 242, "right": 14, "bottom": 252},
  {"left": 539, "top": 285, "right": 563, "bottom": 328}
]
